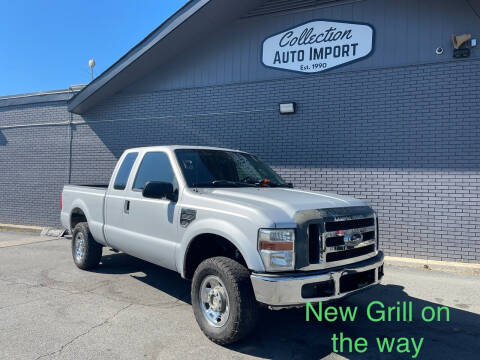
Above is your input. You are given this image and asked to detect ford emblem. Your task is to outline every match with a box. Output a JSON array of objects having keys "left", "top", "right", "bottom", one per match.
[{"left": 344, "top": 233, "right": 363, "bottom": 247}]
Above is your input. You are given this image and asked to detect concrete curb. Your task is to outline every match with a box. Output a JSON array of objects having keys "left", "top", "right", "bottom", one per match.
[
  {"left": 385, "top": 256, "right": 480, "bottom": 276},
  {"left": 0, "top": 223, "right": 43, "bottom": 234}
]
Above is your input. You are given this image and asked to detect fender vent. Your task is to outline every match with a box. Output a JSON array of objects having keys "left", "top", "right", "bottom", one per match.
[{"left": 180, "top": 208, "right": 196, "bottom": 227}]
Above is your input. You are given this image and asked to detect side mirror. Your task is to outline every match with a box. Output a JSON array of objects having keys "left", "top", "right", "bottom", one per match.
[{"left": 142, "top": 181, "right": 177, "bottom": 202}]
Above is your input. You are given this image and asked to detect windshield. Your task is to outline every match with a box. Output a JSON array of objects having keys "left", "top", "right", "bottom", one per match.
[{"left": 174, "top": 149, "right": 289, "bottom": 188}]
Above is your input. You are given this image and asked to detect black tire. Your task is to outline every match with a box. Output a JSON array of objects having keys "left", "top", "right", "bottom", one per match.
[
  {"left": 71, "top": 222, "right": 102, "bottom": 270},
  {"left": 191, "top": 256, "right": 258, "bottom": 344}
]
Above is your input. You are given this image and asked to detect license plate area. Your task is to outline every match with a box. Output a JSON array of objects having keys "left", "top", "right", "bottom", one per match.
[{"left": 339, "top": 269, "right": 375, "bottom": 293}]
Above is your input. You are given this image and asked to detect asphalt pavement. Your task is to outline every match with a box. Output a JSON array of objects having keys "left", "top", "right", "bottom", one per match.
[{"left": 0, "top": 230, "right": 479, "bottom": 360}]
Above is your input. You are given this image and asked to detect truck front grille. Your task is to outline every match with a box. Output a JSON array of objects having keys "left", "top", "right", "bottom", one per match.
[
  {"left": 325, "top": 217, "right": 374, "bottom": 232},
  {"left": 306, "top": 212, "right": 377, "bottom": 268},
  {"left": 308, "top": 224, "right": 320, "bottom": 264},
  {"left": 326, "top": 244, "right": 375, "bottom": 262},
  {"left": 325, "top": 230, "right": 375, "bottom": 247}
]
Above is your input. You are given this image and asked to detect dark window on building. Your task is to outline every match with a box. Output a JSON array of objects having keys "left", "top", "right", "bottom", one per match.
[
  {"left": 113, "top": 152, "right": 138, "bottom": 190},
  {"left": 133, "top": 152, "right": 177, "bottom": 191}
]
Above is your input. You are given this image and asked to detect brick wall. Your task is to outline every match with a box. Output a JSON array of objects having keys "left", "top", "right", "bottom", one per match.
[
  {"left": 0, "top": 101, "right": 72, "bottom": 226},
  {"left": 1, "top": 58, "right": 479, "bottom": 262}
]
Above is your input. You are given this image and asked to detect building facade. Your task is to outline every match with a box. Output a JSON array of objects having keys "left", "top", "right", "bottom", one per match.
[{"left": 1, "top": 0, "right": 480, "bottom": 263}]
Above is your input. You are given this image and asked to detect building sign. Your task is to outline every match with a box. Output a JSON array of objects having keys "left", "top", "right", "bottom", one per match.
[{"left": 262, "top": 20, "right": 374, "bottom": 73}]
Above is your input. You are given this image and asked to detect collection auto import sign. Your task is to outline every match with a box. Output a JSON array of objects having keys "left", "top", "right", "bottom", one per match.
[{"left": 262, "top": 19, "right": 374, "bottom": 73}]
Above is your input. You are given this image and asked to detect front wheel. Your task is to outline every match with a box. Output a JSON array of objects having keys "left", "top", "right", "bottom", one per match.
[
  {"left": 191, "top": 257, "right": 258, "bottom": 344},
  {"left": 71, "top": 222, "right": 102, "bottom": 270}
]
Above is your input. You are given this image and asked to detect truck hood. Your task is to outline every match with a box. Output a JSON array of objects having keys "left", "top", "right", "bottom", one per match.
[{"left": 199, "top": 187, "right": 368, "bottom": 225}]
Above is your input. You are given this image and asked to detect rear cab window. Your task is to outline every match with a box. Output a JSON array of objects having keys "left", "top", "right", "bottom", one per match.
[{"left": 113, "top": 152, "right": 138, "bottom": 190}]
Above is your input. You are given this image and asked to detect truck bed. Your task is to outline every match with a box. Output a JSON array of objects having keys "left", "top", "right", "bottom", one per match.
[
  {"left": 72, "top": 184, "right": 109, "bottom": 189},
  {"left": 61, "top": 184, "right": 108, "bottom": 245}
]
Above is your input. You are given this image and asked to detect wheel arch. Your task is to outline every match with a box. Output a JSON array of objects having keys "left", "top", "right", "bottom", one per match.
[
  {"left": 183, "top": 233, "right": 250, "bottom": 280},
  {"left": 70, "top": 207, "right": 88, "bottom": 230},
  {"left": 68, "top": 198, "right": 92, "bottom": 232},
  {"left": 178, "top": 217, "right": 265, "bottom": 278}
]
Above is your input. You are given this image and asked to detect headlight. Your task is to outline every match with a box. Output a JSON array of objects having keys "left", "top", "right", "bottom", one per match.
[{"left": 258, "top": 228, "right": 295, "bottom": 271}]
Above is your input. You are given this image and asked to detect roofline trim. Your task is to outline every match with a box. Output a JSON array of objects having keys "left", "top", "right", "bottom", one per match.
[
  {"left": 68, "top": 0, "right": 211, "bottom": 113},
  {"left": 0, "top": 87, "right": 83, "bottom": 108}
]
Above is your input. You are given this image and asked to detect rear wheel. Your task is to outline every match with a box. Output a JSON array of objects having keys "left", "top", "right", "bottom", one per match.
[
  {"left": 191, "top": 256, "right": 258, "bottom": 344},
  {"left": 71, "top": 222, "right": 102, "bottom": 270}
]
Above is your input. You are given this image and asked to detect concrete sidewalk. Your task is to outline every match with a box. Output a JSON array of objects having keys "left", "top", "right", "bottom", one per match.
[
  {"left": 0, "top": 223, "right": 43, "bottom": 233},
  {"left": 0, "top": 231, "right": 479, "bottom": 360},
  {"left": 0, "top": 230, "right": 59, "bottom": 248},
  {"left": 385, "top": 255, "right": 480, "bottom": 276}
]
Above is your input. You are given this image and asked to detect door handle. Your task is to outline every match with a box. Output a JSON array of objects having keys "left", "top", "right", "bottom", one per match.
[{"left": 124, "top": 200, "right": 130, "bottom": 214}]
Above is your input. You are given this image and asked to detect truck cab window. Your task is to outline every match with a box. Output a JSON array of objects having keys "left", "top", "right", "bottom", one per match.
[
  {"left": 113, "top": 152, "right": 138, "bottom": 190},
  {"left": 174, "top": 149, "right": 287, "bottom": 188},
  {"left": 133, "top": 152, "right": 178, "bottom": 192}
]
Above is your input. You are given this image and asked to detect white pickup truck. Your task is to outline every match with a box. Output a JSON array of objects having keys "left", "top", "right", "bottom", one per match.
[{"left": 61, "top": 145, "right": 384, "bottom": 344}]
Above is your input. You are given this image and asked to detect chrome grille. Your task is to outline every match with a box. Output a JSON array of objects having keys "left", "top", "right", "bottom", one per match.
[
  {"left": 322, "top": 214, "right": 377, "bottom": 265},
  {"left": 326, "top": 244, "right": 376, "bottom": 262},
  {"left": 325, "top": 217, "right": 375, "bottom": 232},
  {"left": 305, "top": 211, "right": 377, "bottom": 270}
]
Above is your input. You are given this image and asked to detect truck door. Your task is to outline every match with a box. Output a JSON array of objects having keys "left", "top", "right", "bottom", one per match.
[
  {"left": 104, "top": 151, "right": 139, "bottom": 250},
  {"left": 108, "top": 151, "right": 179, "bottom": 270}
]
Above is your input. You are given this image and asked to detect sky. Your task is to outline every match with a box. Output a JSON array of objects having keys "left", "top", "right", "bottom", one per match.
[{"left": 0, "top": 0, "right": 188, "bottom": 96}]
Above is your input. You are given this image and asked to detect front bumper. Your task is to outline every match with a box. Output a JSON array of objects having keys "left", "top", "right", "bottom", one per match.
[{"left": 251, "top": 251, "right": 384, "bottom": 306}]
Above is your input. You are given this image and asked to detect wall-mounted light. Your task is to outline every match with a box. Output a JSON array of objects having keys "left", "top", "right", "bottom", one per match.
[{"left": 279, "top": 102, "right": 296, "bottom": 114}]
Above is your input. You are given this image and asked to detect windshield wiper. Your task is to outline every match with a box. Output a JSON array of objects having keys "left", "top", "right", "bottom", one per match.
[
  {"left": 251, "top": 179, "right": 292, "bottom": 188},
  {"left": 213, "top": 180, "right": 256, "bottom": 187},
  {"left": 192, "top": 180, "right": 256, "bottom": 188}
]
